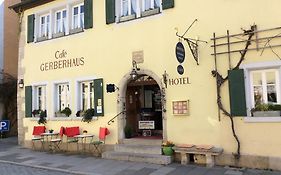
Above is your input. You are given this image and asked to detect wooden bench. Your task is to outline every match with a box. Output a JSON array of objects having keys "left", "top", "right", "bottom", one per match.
[{"left": 173, "top": 145, "right": 223, "bottom": 167}]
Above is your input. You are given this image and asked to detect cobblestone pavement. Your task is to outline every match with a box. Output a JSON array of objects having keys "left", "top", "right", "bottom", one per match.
[
  {"left": 0, "top": 137, "right": 280, "bottom": 175},
  {"left": 0, "top": 162, "right": 75, "bottom": 175}
]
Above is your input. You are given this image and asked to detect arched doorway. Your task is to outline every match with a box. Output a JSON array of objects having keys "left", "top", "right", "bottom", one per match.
[{"left": 117, "top": 69, "right": 167, "bottom": 142}]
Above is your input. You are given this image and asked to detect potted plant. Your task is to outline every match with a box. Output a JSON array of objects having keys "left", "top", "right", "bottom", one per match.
[
  {"left": 81, "top": 108, "right": 95, "bottom": 123},
  {"left": 38, "top": 110, "right": 47, "bottom": 125},
  {"left": 60, "top": 107, "right": 72, "bottom": 117},
  {"left": 124, "top": 124, "right": 133, "bottom": 138},
  {"left": 251, "top": 104, "right": 281, "bottom": 117},
  {"left": 162, "top": 140, "right": 175, "bottom": 156},
  {"left": 32, "top": 109, "right": 41, "bottom": 117}
]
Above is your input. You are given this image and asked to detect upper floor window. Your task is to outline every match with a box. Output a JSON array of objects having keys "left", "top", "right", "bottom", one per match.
[
  {"left": 121, "top": 0, "right": 136, "bottom": 17},
  {"left": 39, "top": 14, "right": 50, "bottom": 38},
  {"left": 27, "top": 1, "right": 93, "bottom": 43},
  {"left": 72, "top": 4, "right": 84, "bottom": 29},
  {"left": 143, "top": 0, "right": 160, "bottom": 11},
  {"left": 55, "top": 9, "right": 67, "bottom": 34},
  {"left": 117, "top": 0, "right": 163, "bottom": 22}
]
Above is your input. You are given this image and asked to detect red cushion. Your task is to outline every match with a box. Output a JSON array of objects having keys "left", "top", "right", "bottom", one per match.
[
  {"left": 32, "top": 126, "right": 45, "bottom": 136},
  {"left": 99, "top": 127, "right": 110, "bottom": 140},
  {"left": 59, "top": 126, "right": 65, "bottom": 136},
  {"left": 65, "top": 127, "right": 80, "bottom": 137}
]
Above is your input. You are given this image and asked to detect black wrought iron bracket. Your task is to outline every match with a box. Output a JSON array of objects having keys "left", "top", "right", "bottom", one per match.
[{"left": 176, "top": 19, "right": 208, "bottom": 65}]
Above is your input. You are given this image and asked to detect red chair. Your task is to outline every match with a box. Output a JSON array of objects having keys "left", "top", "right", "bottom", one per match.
[
  {"left": 49, "top": 126, "right": 64, "bottom": 152},
  {"left": 32, "top": 126, "right": 46, "bottom": 150},
  {"left": 64, "top": 126, "right": 80, "bottom": 151},
  {"left": 90, "top": 127, "right": 110, "bottom": 156}
]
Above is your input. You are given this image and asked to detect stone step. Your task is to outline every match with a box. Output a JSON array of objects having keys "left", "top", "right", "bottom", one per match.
[
  {"left": 122, "top": 138, "right": 162, "bottom": 146},
  {"left": 115, "top": 144, "right": 162, "bottom": 155},
  {"left": 102, "top": 151, "right": 171, "bottom": 165}
]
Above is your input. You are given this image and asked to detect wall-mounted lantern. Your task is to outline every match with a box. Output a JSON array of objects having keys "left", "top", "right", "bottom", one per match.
[
  {"left": 130, "top": 60, "right": 140, "bottom": 80},
  {"left": 18, "top": 79, "right": 24, "bottom": 88}
]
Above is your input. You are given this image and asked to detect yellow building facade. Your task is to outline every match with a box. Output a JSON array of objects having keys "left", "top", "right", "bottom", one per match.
[{"left": 11, "top": 0, "right": 281, "bottom": 170}]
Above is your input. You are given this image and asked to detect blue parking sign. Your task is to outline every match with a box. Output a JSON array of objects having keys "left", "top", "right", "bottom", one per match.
[{"left": 0, "top": 120, "right": 9, "bottom": 132}]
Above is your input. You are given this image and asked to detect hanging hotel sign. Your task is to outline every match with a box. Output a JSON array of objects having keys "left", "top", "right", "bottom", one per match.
[
  {"left": 40, "top": 50, "right": 85, "bottom": 71},
  {"left": 175, "top": 42, "right": 185, "bottom": 63}
]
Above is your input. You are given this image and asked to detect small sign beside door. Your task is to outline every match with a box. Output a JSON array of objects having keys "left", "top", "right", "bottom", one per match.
[
  {"left": 172, "top": 100, "right": 190, "bottom": 116},
  {"left": 139, "top": 121, "right": 155, "bottom": 129}
]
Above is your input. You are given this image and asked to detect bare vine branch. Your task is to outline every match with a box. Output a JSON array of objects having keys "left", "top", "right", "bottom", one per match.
[{"left": 212, "top": 26, "right": 255, "bottom": 159}]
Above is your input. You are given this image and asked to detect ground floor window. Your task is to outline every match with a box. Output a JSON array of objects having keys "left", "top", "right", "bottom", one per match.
[
  {"left": 250, "top": 69, "right": 280, "bottom": 108},
  {"left": 34, "top": 86, "right": 47, "bottom": 111},
  {"left": 80, "top": 81, "right": 94, "bottom": 111},
  {"left": 56, "top": 83, "right": 70, "bottom": 112}
]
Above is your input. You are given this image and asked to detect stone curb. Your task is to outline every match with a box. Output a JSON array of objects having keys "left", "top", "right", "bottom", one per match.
[{"left": 0, "top": 159, "right": 101, "bottom": 175}]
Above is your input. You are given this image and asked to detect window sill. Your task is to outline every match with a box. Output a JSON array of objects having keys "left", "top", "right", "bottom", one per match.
[
  {"left": 244, "top": 116, "right": 281, "bottom": 123},
  {"left": 52, "top": 32, "right": 65, "bottom": 39},
  {"left": 37, "top": 36, "right": 48, "bottom": 42},
  {"left": 69, "top": 28, "right": 84, "bottom": 35},
  {"left": 141, "top": 8, "right": 160, "bottom": 17},
  {"left": 119, "top": 14, "right": 136, "bottom": 23}
]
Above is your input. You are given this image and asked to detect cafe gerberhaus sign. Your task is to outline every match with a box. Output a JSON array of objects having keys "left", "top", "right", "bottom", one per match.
[{"left": 40, "top": 50, "right": 85, "bottom": 71}]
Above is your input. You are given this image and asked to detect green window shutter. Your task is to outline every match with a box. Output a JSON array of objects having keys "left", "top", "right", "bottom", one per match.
[
  {"left": 84, "top": 0, "right": 93, "bottom": 29},
  {"left": 94, "top": 79, "right": 104, "bottom": 116},
  {"left": 106, "top": 0, "right": 115, "bottom": 24},
  {"left": 27, "top": 14, "right": 35, "bottom": 43},
  {"left": 228, "top": 69, "right": 247, "bottom": 116},
  {"left": 25, "top": 86, "right": 32, "bottom": 117},
  {"left": 162, "top": 0, "right": 174, "bottom": 10}
]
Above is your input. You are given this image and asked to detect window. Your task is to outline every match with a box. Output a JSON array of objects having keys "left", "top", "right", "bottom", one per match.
[
  {"left": 72, "top": 4, "right": 84, "bottom": 29},
  {"left": 142, "top": 0, "right": 160, "bottom": 11},
  {"left": 55, "top": 9, "right": 67, "bottom": 34},
  {"left": 117, "top": 0, "right": 162, "bottom": 22},
  {"left": 80, "top": 81, "right": 94, "bottom": 111},
  {"left": 250, "top": 69, "right": 280, "bottom": 108},
  {"left": 39, "top": 14, "right": 50, "bottom": 37},
  {"left": 121, "top": 0, "right": 137, "bottom": 16},
  {"left": 28, "top": 1, "right": 92, "bottom": 43},
  {"left": 34, "top": 85, "right": 47, "bottom": 111},
  {"left": 57, "top": 83, "right": 70, "bottom": 112}
]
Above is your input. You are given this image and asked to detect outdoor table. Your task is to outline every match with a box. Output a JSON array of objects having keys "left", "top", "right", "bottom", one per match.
[
  {"left": 40, "top": 132, "right": 59, "bottom": 151},
  {"left": 74, "top": 134, "right": 94, "bottom": 153}
]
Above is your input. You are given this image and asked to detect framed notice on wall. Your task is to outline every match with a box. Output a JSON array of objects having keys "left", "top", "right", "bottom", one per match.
[{"left": 172, "top": 100, "right": 190, "bottom": 116}]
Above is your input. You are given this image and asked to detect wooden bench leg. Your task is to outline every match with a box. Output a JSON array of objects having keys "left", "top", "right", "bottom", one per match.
[
  {"left": 206, "top": 154, "right": 215, "bottom": 167},
  {"left": 180, "top": 152, "right": 190, "bottom": 165}
]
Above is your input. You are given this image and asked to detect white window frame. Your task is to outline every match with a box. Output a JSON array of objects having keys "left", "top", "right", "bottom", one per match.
[
  {"left": 34, "top": 85, "right": 47, "bottom": 111},
  {"left": 56, "top": 83, "right": 70, "bottom": 112},
  {"left": 39, "top": 13, "right": 50, "bottom": 38},
  {"left": 249, "top": 69, "right": 280, "bottom": 108},
  {"left": 33, "top": 0, "right": 86, "bottom": 42},
  {"left": 79, "top": 81, "right": 95, "bottom": 112},
  {"left": 142, "top": 0, "right": 160, "bottom": 11},
  {"left": 241, "top": 61, "right": 281, "bottom": 122},
  {"left": 71, "top": 3, "right": 84, "bottom": 30},
  {"left": 31, "top": 82, "right": 48, "bottom": 118},
  {"left": 55, "top": 9, "right": 67, "bottom": 34},
  {"left": 121, "top": 0, "right": 136, "bottom": 17},
  {"left": 116, "top": 0, "right": 162, "bottom": 22}
]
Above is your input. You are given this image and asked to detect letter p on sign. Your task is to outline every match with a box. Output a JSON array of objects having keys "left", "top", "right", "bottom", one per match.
[{"left": 0, "top": 120, "right": 9, "bottom": 132}]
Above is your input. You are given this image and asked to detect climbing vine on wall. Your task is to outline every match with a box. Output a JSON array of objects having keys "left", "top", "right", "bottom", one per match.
[{"left": 211, "top": 26, "right": 255, "bottom": 159}]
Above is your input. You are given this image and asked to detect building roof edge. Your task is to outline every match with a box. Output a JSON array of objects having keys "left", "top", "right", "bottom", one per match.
[{"left": 9, "top": 0, "right": 55, "bottom": 13}]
